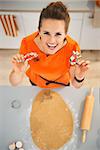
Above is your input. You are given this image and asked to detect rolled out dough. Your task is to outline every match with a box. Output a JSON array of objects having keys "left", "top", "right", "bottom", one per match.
[{"left": 30, "top": 90, "right": 74, "bottom": 150}]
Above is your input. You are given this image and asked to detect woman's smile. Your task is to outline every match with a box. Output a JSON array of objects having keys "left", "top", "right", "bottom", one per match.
[{"left": 47, "top": 43, "right": 58, "bottom": 50}]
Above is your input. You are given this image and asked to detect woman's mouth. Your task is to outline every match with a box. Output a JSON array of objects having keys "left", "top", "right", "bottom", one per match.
[{"left": 47, "top": 43, "right": 57, "bottom": 50}]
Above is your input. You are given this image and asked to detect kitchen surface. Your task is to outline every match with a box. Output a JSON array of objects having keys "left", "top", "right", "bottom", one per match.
[{"left": 0, "top": 87, "right": 100, "bottom": 150}]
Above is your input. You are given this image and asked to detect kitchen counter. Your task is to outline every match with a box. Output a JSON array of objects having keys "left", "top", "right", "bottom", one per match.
[
  {"left": 0, "top": 87, "right": 100, "bottom": 150},
  {"left": 0, "top": 0, "right": 95, "bottom": 12}
]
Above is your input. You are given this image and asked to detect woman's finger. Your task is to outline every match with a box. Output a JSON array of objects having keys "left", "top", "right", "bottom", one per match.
[
  {"left": 12, "top": 54, "right": 24, "bottom": 63},
  {"left": 77, "top": 60, "right": 90, "bottom": 66}
]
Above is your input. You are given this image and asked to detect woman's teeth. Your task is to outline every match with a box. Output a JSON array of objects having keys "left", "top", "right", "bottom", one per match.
[{"left": 47, "top": 43, "right": 57, "bottom": 49}]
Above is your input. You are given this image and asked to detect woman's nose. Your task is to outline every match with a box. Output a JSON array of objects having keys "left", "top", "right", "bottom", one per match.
[{"left": 48, "top": 36, "right": 56, "bottom": 43}]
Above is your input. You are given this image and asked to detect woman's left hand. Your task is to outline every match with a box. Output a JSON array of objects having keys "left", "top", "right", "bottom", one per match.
[{"left": 74, "top": 60, "right": 90, "bottom": 79}]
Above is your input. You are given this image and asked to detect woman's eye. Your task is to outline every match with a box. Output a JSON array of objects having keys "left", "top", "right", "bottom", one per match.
[
  {"left": 56, "top": 33, "right": 62, "bottom": 36},
  {"left": 43, "top": 32, "right": 50, "bottom": 35}
]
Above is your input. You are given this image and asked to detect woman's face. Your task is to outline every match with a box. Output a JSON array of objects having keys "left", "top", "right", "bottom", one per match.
[{"left": 39, "top": 19, "right": 66, "bottom": 55}]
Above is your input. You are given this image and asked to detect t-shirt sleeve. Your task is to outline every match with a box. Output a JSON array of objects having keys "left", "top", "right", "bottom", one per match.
[
  {"left": 19, "top": 38, "right": 27, "bottom": 55},
  {"left": 73, "top": 41, "right": 80, "bottom": 53}
]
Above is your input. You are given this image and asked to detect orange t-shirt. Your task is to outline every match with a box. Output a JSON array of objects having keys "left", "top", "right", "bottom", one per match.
[{"left": 19, "top": 32, "right": 80, "bottom": 88}]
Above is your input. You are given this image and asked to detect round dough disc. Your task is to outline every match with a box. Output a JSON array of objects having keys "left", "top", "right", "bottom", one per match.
[{"left": 30, "top": 90, "right": 74, "bottom": 150}]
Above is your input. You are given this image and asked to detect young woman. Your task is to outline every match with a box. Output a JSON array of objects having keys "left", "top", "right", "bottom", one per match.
[{"left": 9, "top": 1, "right": 89, "bottom": 88}]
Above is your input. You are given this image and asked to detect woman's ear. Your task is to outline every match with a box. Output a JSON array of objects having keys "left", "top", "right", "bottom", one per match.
[
  {"left": 63, "top": 33, "right": 67, "bottom": 42},
  {"left": 39, "top": 33, "right": 41, "bottom": 40},
  {"left": 63, "top": 37, "right": 66, "bottom": 43},
  {"left": 64, "top": 37, "right": 66, "bottom": 41}
]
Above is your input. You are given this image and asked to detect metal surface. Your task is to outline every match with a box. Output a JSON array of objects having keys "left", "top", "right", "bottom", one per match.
[{"left": 0, "top": 87, "right": 100, "bottom": 150}]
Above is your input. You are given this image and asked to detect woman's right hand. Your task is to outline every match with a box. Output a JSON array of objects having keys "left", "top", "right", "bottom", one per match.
[{"left": 12, "top": 53, "right": 28, "bottom": 73}]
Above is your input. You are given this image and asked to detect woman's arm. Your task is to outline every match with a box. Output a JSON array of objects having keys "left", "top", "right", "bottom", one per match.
[
  {"left": 70, "top": 60, "right": 90, "bottom": 88},
  {"left": 9, "top": 54, "right": 27, "bottom": 86},
  {"left": 9, "top": 69, "right": 25, "bottom": 86}
]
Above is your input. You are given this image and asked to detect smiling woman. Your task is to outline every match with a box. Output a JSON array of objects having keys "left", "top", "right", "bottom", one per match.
[{"left": 9, "top": 1, "right": 90, "bottom": 88}]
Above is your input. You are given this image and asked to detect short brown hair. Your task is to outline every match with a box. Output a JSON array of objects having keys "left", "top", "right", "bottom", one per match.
[{"left": 38, "top": 1, "right": 70, "bottom": 33}]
